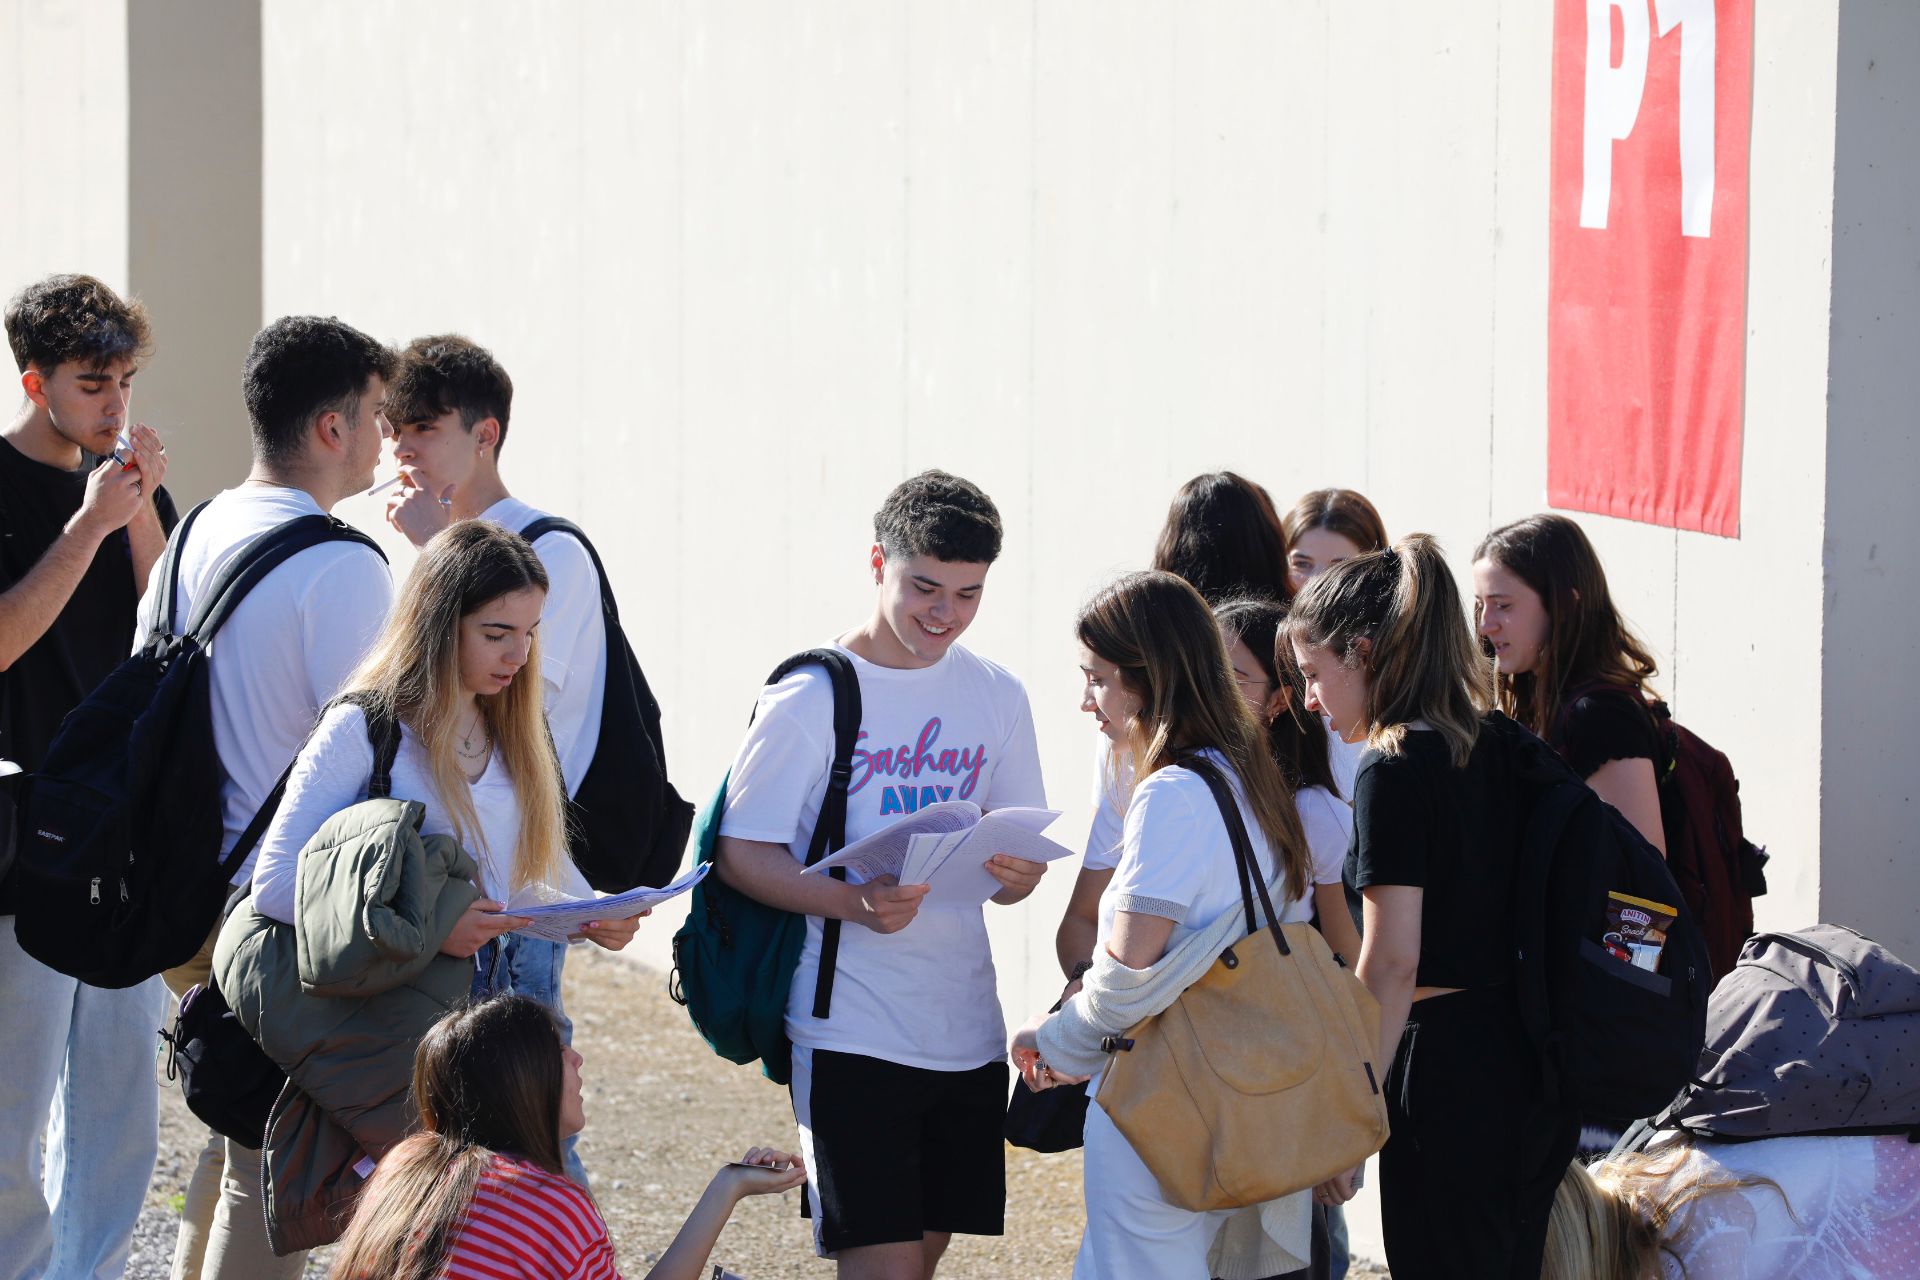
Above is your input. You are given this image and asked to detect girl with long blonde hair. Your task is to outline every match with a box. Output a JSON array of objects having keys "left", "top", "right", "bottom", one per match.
[
  {"left": 249, "top": 521, "right": 646, "bottom": 1181},
  {"left": 1013, "top": 571, "right": 1314, "bottom": 1278},
  {"left": 1284, "top": 535, "right": 1578, "bottom": 1280}
]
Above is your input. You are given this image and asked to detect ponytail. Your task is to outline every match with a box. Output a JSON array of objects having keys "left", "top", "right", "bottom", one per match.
[{"left": 1283, "top": 534, "right": 1489, "bottom": 767}]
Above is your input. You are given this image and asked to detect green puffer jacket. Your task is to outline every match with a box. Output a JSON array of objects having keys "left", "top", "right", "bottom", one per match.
[{"left": 213, "top": 797, "right": 483, "bottom": 1255}]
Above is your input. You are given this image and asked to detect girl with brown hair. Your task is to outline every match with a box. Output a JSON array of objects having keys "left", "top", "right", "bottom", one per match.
[
  {"left": 1213, "top": 596, "right": 1361, "bottom": 968},
  {"left": 1281, "top": 488, "right": 1388, "bottom": 597},
  {"left": 1014, "top": 571, "right": 1315, "bottom": 1278},
  {"left": 1473, "top": 513, "right": 1667, "bottom": 852},
  {"left": 330, "top": 995, "right": 803, "bottom": 1280},
  {"left": 1152, "top": 471, "right": 1294, "bottom": 605},
  {"left": 1285, "top": 535, "right": 1579, "bottom": 1280}
]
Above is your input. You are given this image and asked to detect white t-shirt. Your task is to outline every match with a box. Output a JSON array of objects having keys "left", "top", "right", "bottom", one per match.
[
  {"left": 478, "top": 497, "right": 606, "bottom": 797},
  {"left": 249, "top": 702, "right": 594, "bottom": 924},
  {"left": 1295, "top": 783, "right": 1352, "bottom": 887},
  {"left": 718, "top": 642, "right": 1046, "bottom": 1072},
  {"left": 1097, "top": 750, "right": 1315, "bottom": 952},
  {"left": 1082, "top": 742, "right": 1133, "bottom": 873},
  {"left": 132, "top": 486, "right": 393, "bottom": 884},
  {"left": 1646, "top": 1134, "right": 1920, "bottom": 1280},
  {"left": 1325, "top": 718, "right": 1363, "bottom": 801}
]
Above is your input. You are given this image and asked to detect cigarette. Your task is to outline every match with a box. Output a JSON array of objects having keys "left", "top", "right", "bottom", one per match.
[{"left": 367, "top": 474, "right": 405, "bottom": 496}]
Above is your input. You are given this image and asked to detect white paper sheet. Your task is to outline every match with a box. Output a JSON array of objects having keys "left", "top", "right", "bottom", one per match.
[
  {"left": 897, "top": 808, "right": 1076, "bottom": 905},
  {"left": 799, "top": 801, "right": 983, "bottom": 883},
  {"left": 506, "top": 861, "right": 711, "bottom": 943}
]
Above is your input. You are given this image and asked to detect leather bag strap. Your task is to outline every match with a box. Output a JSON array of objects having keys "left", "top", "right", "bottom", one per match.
[{"left": 1181, "top": 754, "right": 1291, "bottom": 959}]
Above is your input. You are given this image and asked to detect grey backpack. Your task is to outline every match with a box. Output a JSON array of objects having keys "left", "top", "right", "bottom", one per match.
[{"left": 1620, "top": 924, "right": 1920, "bottom": 1149}]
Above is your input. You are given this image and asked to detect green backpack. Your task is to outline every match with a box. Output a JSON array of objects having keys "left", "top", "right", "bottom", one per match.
[{"left": 669, "top": 649, "right": 861, "bottom": 1085}]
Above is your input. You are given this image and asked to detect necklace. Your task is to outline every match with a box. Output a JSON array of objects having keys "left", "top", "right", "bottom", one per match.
[{"left": 455, "top": 713, "right": 492, "bottom": 762}]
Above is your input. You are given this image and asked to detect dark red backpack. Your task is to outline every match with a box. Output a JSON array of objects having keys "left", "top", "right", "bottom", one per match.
[
  {"left": 1645, "top": 699, "right": 1770, "bottom": 980},
  {"left": 1560, "top": 683, "right": 1769, "bottom": 981}
]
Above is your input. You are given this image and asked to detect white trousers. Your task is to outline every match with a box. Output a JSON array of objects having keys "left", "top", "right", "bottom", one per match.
[{"left": 1074, "top": 1096, "right": 1234, "bottom": 1280}]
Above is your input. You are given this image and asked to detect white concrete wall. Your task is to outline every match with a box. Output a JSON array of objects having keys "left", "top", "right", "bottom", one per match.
[
  {"left": 0, "top": 0, "right": 128, "bottom": 306},
  {"left": 1821, "top": 1, "right": 1920, "bottom": 962},
  {"left": 255, "top": 1, "right": 1853, "bottom": 1021}
]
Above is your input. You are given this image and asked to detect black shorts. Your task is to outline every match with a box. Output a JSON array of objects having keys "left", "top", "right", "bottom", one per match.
[{"left": 789, "top": 1045, "right": 1009, "bottom": 1255}]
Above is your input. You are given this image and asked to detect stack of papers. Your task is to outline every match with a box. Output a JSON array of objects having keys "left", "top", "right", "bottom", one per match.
[
  {"left": 506, "top": 861, "right": 710, "bottom": 943},
  {"left": 802, "top": 804, "right": 1077, "bottom": 906}
]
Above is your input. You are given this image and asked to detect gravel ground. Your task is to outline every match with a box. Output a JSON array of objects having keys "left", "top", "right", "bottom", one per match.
[{"left": 133, "top": 948, "right": 1387, "bottom": 1278}]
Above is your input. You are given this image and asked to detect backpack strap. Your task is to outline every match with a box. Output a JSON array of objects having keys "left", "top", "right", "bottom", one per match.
[
  {"left": 219, "top": 694, "right": 405, "bottom": 884},
  {"left": 146, "top": 498, "right": 213, "bottom": 638},
  {"left": 1180, "top": 754, "right": 1292, "bottom": 960},
  {"left": 517, "top": 516, "right": 617, "bottom": 619},
  {"left": 762, "top": 648, "right": 862, "bottom": 1020},
  {"left": 185, "top": 515, "right": 386, "bottom": 644}
]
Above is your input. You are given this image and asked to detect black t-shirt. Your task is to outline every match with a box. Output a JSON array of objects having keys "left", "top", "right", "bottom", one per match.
[
  {"left": 1551, "top": 685, "right": 1662, "bottom": 781},
  {"left": 0, "top": 436, "right": 176, "bottom": 770},
  {"left": 1344, "top": 716, "right": 1530, "bottom": 990}
]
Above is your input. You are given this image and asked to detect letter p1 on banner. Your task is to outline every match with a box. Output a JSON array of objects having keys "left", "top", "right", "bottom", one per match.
[{"left": 1548, "top": 0, "right": 1753, "bottom": 538}]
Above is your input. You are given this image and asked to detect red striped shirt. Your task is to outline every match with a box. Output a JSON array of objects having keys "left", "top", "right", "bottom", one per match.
[{"left": 441, "top": 1154, "right": 622, "bottom": 1280}]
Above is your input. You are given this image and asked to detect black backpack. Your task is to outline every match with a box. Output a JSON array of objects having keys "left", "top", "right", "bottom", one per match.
[
  {"left": 1493, "top": 712, "right": 1713, "bottom": 1122},
  {"left": 10, "top": 501, "right": 384, "bottom": 988},
  {"left": 161, "top": 695, "right": 403, "bottom": 1149},
  {"left": 519, "top": 517, "right": 694, "bottom": 892}
]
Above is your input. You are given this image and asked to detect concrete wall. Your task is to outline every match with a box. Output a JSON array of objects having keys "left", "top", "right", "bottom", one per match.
[
  {"left": 255, "top": 2, "right": 1855, "bottom": 1013},
  {"left": 0, "top": 0, "right": 128, "bottom": 304},
  {"left": 2, "top": 0, "right": 1899, "bottom": 994},
  {"left": 1821, "top": 1, "right": 1920, "bottom": 961},
  {"left": 126, "top": 0, "right": 261, "bottom": 506}
]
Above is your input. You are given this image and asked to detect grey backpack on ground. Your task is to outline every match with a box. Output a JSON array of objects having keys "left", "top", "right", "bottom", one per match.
[{"left": 1618, "top": 923, "right": 1920, "bottom": 1151}]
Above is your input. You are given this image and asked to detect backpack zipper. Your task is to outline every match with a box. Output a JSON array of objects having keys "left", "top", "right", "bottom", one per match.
[{"left": 89, "top": 877, "right": 101, "bottom": 905}]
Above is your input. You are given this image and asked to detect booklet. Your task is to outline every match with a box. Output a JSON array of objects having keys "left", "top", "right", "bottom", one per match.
[
  {"left": 505, "top": 861, "right": 711, "bottom": 943},
  {"left": 801, "top": 804, "right": 1077, "bottom": 905}
]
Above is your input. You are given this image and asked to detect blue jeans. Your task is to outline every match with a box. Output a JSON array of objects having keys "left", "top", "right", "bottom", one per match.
[
  {"left": 0, "top": 927, "right": 164, "bottom": 1280},
  {"left": 473, "top": 934, "right": 587, "bottom": 1186}
]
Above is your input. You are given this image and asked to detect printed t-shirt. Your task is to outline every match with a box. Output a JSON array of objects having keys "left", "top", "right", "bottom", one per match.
[
  {"left": 1551, "top": 684, "right": 1662, "bottom": 781},
  {"left": 249, "top": 702, "right": 594, "bottom": 925},
  {"left": 479, "top": 497, "right": 607, "bottom": 796},
  {"left": 1345, "top": 718, "right": 1528, "bottom": 991},
  {"left": 718, "top": 642, "right": 1046, "bottom": 1072},
  {"left": 441, "top": 1153, "right": 621, "bottom": 1280},
  {"left": 131, "top": 485, "right": 392, "bottom": 883},
  {"left": 0, "top": 436, "right": 176, "bottom": 770}
]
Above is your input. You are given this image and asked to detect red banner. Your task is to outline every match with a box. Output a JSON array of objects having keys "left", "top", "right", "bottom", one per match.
[{"left": 1548, "top": 0, "right": 1753, "bottom": 538}]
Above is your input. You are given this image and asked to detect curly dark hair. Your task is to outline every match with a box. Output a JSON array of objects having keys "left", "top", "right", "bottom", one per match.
[
  {"left": 873, "top": 470, "right": 1003, "bottom": 564},
  {"left": 5, "top": 274, "right": 152, "bottom": 374},
  {"left": 242, "top": 316, "right": 397, "bottom": 465},
  {"left": 387, "top": 334, "right": 515, "bottom": 456}
]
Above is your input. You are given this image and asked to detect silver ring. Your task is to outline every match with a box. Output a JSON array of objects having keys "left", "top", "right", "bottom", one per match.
[
  {"left": 438, "top": 497, "right": 452, "bottom": 508},
  {"left": 132, "top": 481, "right": 142, "bottom": 496}
]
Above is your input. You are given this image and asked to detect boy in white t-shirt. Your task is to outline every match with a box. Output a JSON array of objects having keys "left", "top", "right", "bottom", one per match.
[
  {"left": 379, "top": 333, "right": 622, "bottom": 1187},
  {"left": 716, "top": 471, "right": 1049, "bottom": 1277}
]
